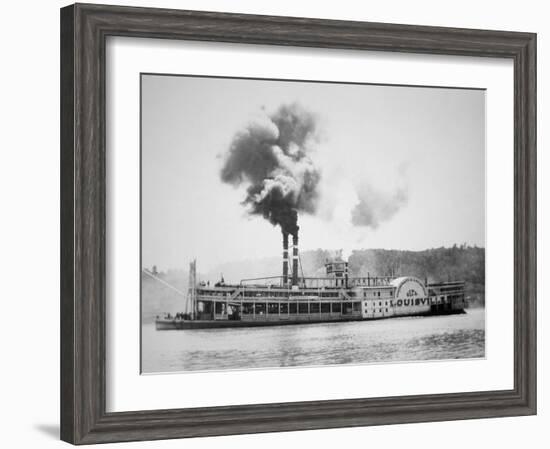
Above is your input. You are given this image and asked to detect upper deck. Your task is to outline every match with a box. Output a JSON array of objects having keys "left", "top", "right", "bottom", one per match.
[
  {"left": 195, "top": 274, "right": 464, "bottom": 300},
  {"left": 197, "top": 274, "right": 395, "bottom": 292}
]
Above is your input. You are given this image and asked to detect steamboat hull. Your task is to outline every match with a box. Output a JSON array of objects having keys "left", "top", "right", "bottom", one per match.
[
  {"left": 155, "top": 309, "right": 466, "bottom": 330},
  {"left": 155, "top": 317, "right": 363, "bottom": 330}
]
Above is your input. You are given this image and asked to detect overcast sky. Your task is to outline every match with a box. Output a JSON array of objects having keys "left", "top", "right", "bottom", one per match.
[{"left": 141, "top": 74, "right": 485, "bottom": 272}]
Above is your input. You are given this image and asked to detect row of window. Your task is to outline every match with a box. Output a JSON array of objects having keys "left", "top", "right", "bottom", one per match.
[
  {"left": 240, "top": 302, "right": 362, "bottom": 315},
  {"left": 352, "top": 278, "right": 391, "bottom": 286},
  {"left": 363, "top": 308, "right": 390, "bottom": 314},
  {"left": 211, "top": 296, "right": 461, "bottom": 315},
  {"left": 365, "top": 300, "right": 390, "bottom": 307},
  {"left": 438, "top": 286, "right": 464, "bottom": 293},
  {"left": 240, "top": 291, "right": 341, "bottom": 298},
  {"left": 360, "top": 290, "right": 394, "bottom": 298},
  {"left": 203, "top": 289, "right": 401, "bottom": 299}
]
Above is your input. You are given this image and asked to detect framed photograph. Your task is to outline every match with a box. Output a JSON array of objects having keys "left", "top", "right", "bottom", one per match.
[{"left": 60, "top": 3, "right": 536, "bottom": 444}]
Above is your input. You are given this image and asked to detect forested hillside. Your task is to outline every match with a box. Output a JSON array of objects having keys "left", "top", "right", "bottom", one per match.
[{"left": 347, "top": 245, "right": 485, "bottom": 306}]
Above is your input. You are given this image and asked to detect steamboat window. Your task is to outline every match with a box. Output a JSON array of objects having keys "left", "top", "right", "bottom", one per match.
[
  {"left": 321, "top": 303, "right": 330, "bottom": 313},
  {"left": 353, "top": 302, "right": 361, "bottom": 312},
  {"left": 242, "top": 303, "right": 254, "bottom": 314},
  {"left": 298, "top": 302, "right": 309, "bottom": 314},
  {"left": 310, "top": 303, "right": 320, "bottom": 313},
  {"left": 280, "top": 303, "right": 289, "bottom": 314},
  {"left": 254, "top": 302, "right": 266, "bottom": 315},
  {"left": 289, "top": 303, "right": 297, "bottom": 314},
  {"left": 331, "top": 302, "right": 342, "bottom": 313},
  {"left": 268, "top": 303, "right": 279, "bottom": 314}
]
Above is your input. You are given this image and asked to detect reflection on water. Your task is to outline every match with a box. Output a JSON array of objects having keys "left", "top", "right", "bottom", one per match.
[{"left": 141, "top": 308, "right": 485, "bottom": 373}]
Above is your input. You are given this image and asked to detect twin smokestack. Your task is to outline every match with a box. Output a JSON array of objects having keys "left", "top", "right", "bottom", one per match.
[{"left": 282, "top": 231, "right": 299, "bottom": 287}]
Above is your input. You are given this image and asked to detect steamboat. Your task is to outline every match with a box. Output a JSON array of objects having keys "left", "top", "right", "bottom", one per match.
[{"left": 152, "top": 233, "right": 466, "bottom": 330}]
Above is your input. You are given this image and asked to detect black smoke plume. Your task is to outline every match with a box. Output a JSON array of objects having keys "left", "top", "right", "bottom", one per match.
[{"left": 220, "top": 104, "right": 321, "bottom": 236}]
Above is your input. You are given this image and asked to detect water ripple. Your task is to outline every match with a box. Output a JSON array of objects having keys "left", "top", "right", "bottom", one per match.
[{"left": 143, "top": 309, "right": 485, "bottom": 373}]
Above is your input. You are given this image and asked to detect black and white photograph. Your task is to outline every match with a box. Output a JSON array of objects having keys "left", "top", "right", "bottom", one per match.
[
  {"left": 140, "top": 74, "right": 486, "bottom": 374},
  {"left": 1, "top": 0, "right": 542, "bottom": 446}
]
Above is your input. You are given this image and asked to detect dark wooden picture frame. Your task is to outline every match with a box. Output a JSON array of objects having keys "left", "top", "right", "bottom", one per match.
[{"left": 60, "top": 3, "right": 536, "bottom": 444}]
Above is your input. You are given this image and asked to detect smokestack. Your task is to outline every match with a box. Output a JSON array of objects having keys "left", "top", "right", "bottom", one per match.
[
  {"left": 344, "top": 262, "right": 349, "bottom": 288},
  {"left": 292, "top": 234, "right": 299, "bottom": 287},
  {"left": 282, "top": 232, "right": 289, "bottom": 286}
]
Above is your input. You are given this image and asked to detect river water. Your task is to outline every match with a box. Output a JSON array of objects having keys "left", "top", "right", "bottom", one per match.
[{"left": 141, "top": 308, "right": 485, "bottom": 374}]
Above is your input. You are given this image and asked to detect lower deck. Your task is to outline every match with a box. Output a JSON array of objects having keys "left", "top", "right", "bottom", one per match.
[
  {"left": 199, "top": 294, "right": 465, "bottom": 321},
  {"left": 156, "top": 292, "right": 467, "bottom": 330},
  {"left": 199, "top": 298, "right": 362, "bottom": 322},
  {"left": 155, "top": 307, "right": 466, "bottom": 330}
]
